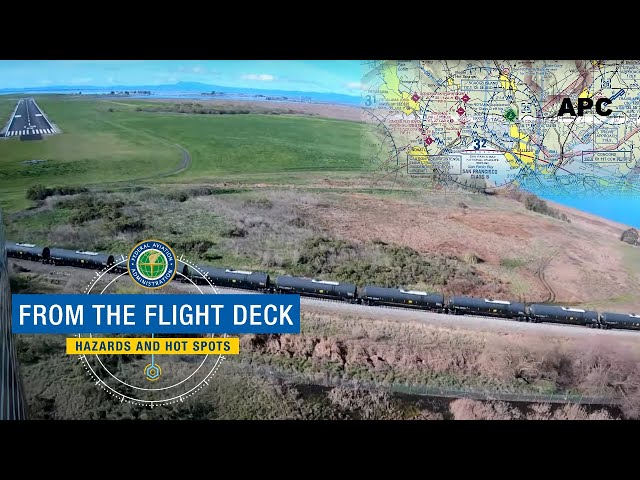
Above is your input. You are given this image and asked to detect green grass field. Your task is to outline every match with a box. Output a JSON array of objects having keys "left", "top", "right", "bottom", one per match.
[
  {"left": 0, "top": 95, "right": 18, "bottom": 122},
  {"left": 101, "top": 99, "right": 362, "bottom": 180},
  {"left": 0, "top": 96, "right": 362, "bottom": 212}
]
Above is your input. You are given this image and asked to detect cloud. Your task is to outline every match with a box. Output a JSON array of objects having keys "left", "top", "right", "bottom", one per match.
[
  {"left": 153, "top": 73, "right": 178, "bottom": 84},
  {"left": 71, "top": 77, "right": 94, "bottom": 85},
  {"left": 177, "top": 65, "right": 206, "bottom": 74},
  {"left": 345, "top": 81, "right": 364, "bottom": 90},
  {"left": 241, "top": 73, "right": 275, "bottom": 81}
]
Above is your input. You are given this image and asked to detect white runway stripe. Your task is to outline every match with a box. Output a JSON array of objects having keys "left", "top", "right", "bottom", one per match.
[{"left": 5, "top": 128, "right": 57, "bottom": 137}]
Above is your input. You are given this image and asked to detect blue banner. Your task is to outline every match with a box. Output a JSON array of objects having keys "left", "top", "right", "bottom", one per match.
[{"left": 12, "top": 294, "right": 300, "bottom": 334}]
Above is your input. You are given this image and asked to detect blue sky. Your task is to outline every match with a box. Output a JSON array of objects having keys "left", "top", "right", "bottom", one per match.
[{"left": 0, "top": 60, "right": 363, "bottom": 95}]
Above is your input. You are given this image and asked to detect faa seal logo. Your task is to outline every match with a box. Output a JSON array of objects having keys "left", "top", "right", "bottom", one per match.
[
  {"left": 128, "top": 239, "right": 177, "bottom": 289},
  {"left": 80, "top": 253, "right": 224, "bottom": 406}
]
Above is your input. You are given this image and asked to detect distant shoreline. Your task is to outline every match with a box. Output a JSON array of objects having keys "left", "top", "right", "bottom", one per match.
[
  {"left": 0, "top": 89, "right": 361, "bottom": 107},
  {"left": 540, "top": 194, "right": 640, "bottom": 230}
]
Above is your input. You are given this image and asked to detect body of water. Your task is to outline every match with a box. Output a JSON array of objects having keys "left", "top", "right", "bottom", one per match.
[
  {"left": 540, "top": 195, "right": 640, "bottom": 229},
  {"left": 3, "top": 89, "right": 362, "bottom": 107}
]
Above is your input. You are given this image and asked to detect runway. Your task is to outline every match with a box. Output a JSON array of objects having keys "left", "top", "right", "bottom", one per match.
[{"left": 2, "top": 98, "right": 57, "bottom": 139}]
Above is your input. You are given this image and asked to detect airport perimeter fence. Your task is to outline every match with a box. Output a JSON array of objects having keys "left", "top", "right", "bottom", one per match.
[
  {"left": 0, "top": 211, "right": 27, "bottom": 419},
  {"left": 230, "top": 360, "right": 618, "bottom": 407}
]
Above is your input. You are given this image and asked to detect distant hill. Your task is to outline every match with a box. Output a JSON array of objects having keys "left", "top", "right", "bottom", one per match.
[{"left": 0, "top": 81, "right": 361, "bottom": 106}]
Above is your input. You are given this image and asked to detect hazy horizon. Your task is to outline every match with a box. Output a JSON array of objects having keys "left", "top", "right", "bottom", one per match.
[{"left": 0, "top": 60, "right": 363, "bottom": 96}]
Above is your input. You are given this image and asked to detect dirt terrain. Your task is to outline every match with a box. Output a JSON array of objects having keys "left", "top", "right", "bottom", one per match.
[
  {"left": 299, "top": 190, "right": 640, "bottom": 312},
  {"left": 11, "top": 184, "right": 639, "bottom": 313}
]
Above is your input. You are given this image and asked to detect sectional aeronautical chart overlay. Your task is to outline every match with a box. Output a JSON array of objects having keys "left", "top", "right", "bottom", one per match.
[{"left": 362, "top": 60, "right": 640, "bottom": 196}]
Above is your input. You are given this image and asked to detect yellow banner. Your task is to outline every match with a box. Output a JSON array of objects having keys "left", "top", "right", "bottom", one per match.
[{"left": 66, "top": 337, "right": 239, "bottom": 355}]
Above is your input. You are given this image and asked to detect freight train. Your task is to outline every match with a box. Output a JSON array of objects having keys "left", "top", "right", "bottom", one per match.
[{"left": 6, "top": 241, "right": 640, "bottom": 332}]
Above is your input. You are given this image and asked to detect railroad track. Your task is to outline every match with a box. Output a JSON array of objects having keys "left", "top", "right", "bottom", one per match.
[
  {"left": 50, "top": 266, "right": 599, "bottom": 330},
  {"left": 8, "top": 256, "right": 639, "bottom": 335}
]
